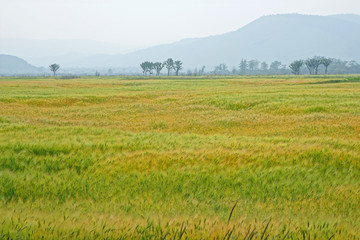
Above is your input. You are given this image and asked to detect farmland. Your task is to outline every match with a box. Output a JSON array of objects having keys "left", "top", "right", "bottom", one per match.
[{"left": 0, "top": 75, "right": 359, "bottom": 239}]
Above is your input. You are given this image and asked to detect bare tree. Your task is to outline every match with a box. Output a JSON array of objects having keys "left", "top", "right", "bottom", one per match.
[{"left": 49, "top": 64, "right": 60, "bottom": 77}]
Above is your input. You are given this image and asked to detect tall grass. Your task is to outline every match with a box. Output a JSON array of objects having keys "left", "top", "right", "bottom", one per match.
[{"left": 0, "top": 75, "right": 359, "bottom": 239}]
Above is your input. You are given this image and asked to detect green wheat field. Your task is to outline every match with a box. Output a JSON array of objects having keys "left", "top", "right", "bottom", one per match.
[{"left": 0, "top": 75, "right": 359, "bottom": 239}]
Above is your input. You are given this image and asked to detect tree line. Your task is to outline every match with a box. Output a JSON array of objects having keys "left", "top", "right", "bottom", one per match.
[
  {"left": 140, "top": 58, "right": 183, "bottom": 76},
  {"left": 47, "top": 56, "right": 360, "bottom": 77},
  {"left": 289, "top": 56, "right": 332, "bottom": 75},
  {"left": 237, "top": 56, "right": 333, "bottom": 75},
  {"left": 210, "top": 60, "right": 289, "bottom": 75},
  {"left": 207, "top": 56, "right": 360, "bottom": 76}
]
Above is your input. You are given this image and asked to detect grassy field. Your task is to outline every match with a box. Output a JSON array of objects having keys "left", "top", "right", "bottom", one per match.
[{"left": 0, "top": 75, "right": 359, "bottom": 239}]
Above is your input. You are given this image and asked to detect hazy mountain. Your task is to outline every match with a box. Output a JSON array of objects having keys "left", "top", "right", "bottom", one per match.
[
  {"left": 0, "top": 38, "right": 143, "bottom": 67},
  {"left": 91, "top": 13, "right": 360, "bottom": 68},
  {"left": 329, "top": 14, "right": 360, "bottom": 25},
  {"left": 1, "top": 14, "right": 360, "bottom": 71},
  {"left": 0, "top": 54, "right": 41, "bottom": 74}
]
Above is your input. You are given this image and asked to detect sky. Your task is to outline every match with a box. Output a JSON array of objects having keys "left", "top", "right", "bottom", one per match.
[{"left": 1, "top": 0, "right": 360, "bottom": 48}]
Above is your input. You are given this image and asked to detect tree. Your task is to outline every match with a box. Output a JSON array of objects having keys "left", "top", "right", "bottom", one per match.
[
  {"left": 248, "top": 60, "right": 259, "bottom": 72},
  {"left": 164, "top": 58, "right": 174, "bottom": 76},
  {"left": 214, "top": 63, "right": 228, "bottom": 75},
  {"left": 199, "top": 66, "right": 206, "bottom": 75},
  {"left": 347, "top": 60, "right": 360, "bottom": 74},
  {"left": 153, "top": 62, "right": 164, "bottom": 76},
  {"left": 289, "top": 60, "right": 303, "bottom": 75},
  {"left": 312, "top": 56, "right": 322, "bottom": 75},
  {"left": 239, "top": 59, "right": 248, "bottom": 74},
  {"left": 140, "top": 62, "right": 148, "bottom": 75},
  {"left": 140, "top": 61, "right": 155, "bottom": 75},
  {"left": 305, "top": 56, "right": 322, "bottom": 75},
  {"left": 261, "top": 62, "right": 268, "bottom": 72},
  {"left": 321, "top": 57, "right": 332, "bottom": 74},
  {"left": 231, "top": 67, "right": 237, "bottom": 75},
  {"left": 173, "top": 60, "right": 183, "bottom": 76},
  {"left": 49, "top": 64, "right": 60, "bottom": 77},
  {"left": 270, "top": 61, "right": 282, "bottom": 73},
  {"left": 305, "top": 59, "right": 314, "bottom": 74},
  {"left": 146, "top": 62, "right": 155, "bottom": 75}
]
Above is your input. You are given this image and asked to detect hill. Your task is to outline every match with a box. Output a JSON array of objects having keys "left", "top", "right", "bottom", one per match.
[
  {"left": 1, "top": 14, "right": 360, "bottom": 69},
  {"left": 95, "top": 14, "right": 360, "bottom": 68},
  {"left": 330, "top": 14, "right": 360, "bottom": 25},
  {"left": 0, "top": 54, "right": 41, "bottom": 75},
  {"left": 0, "top": 39, "right": 140, "bottom": 67}
]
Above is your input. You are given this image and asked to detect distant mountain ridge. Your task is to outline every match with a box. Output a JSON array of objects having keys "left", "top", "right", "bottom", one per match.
[
  {"left": 98, "top": 13, "right": 360, "bottom": 68},
  {"left": 1, "top": 13, "right": 360, "bottom": 71},
  {"left": 330, "top": 14, "right": 360, "bottom": 25},
  {"left": 0, "top": 54, "right": 41, "bottom": 74},
  {"left": 70, "top": 13, "right": 360, "bottom": 68},
  {"left": 0, "top": 38, "right": 141, "bottom": 67}
]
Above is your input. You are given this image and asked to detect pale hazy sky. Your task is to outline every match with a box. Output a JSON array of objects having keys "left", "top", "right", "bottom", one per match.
[{"left": 1, "top": 0, "right": 359, "bottom": 47}]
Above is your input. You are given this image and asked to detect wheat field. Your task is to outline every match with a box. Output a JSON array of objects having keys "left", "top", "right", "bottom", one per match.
[{"left": 0, "top": 75, "right": 359, "bottom": 239}]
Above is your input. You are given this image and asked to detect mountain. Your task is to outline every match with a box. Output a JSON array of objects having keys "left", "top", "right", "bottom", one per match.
[
  {"left": 329, "top": 14, "right": 360, "bottom": 25},
  {"left": 1, "top": 14, "right": 360, "bottom": 70},
  {"left": 0, "top": 54, "right": 41, "bottom": 75},
  {"left": 0, "top": 38, "right": 142, "bottom": 67},
  {"left": 93, "top": 13, "right": 360, "bottom": 68}
]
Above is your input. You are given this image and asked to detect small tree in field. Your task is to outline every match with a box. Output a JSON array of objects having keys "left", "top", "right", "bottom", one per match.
[{"left": 49, "top": 64, "right": 60, "bottom": 77}]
